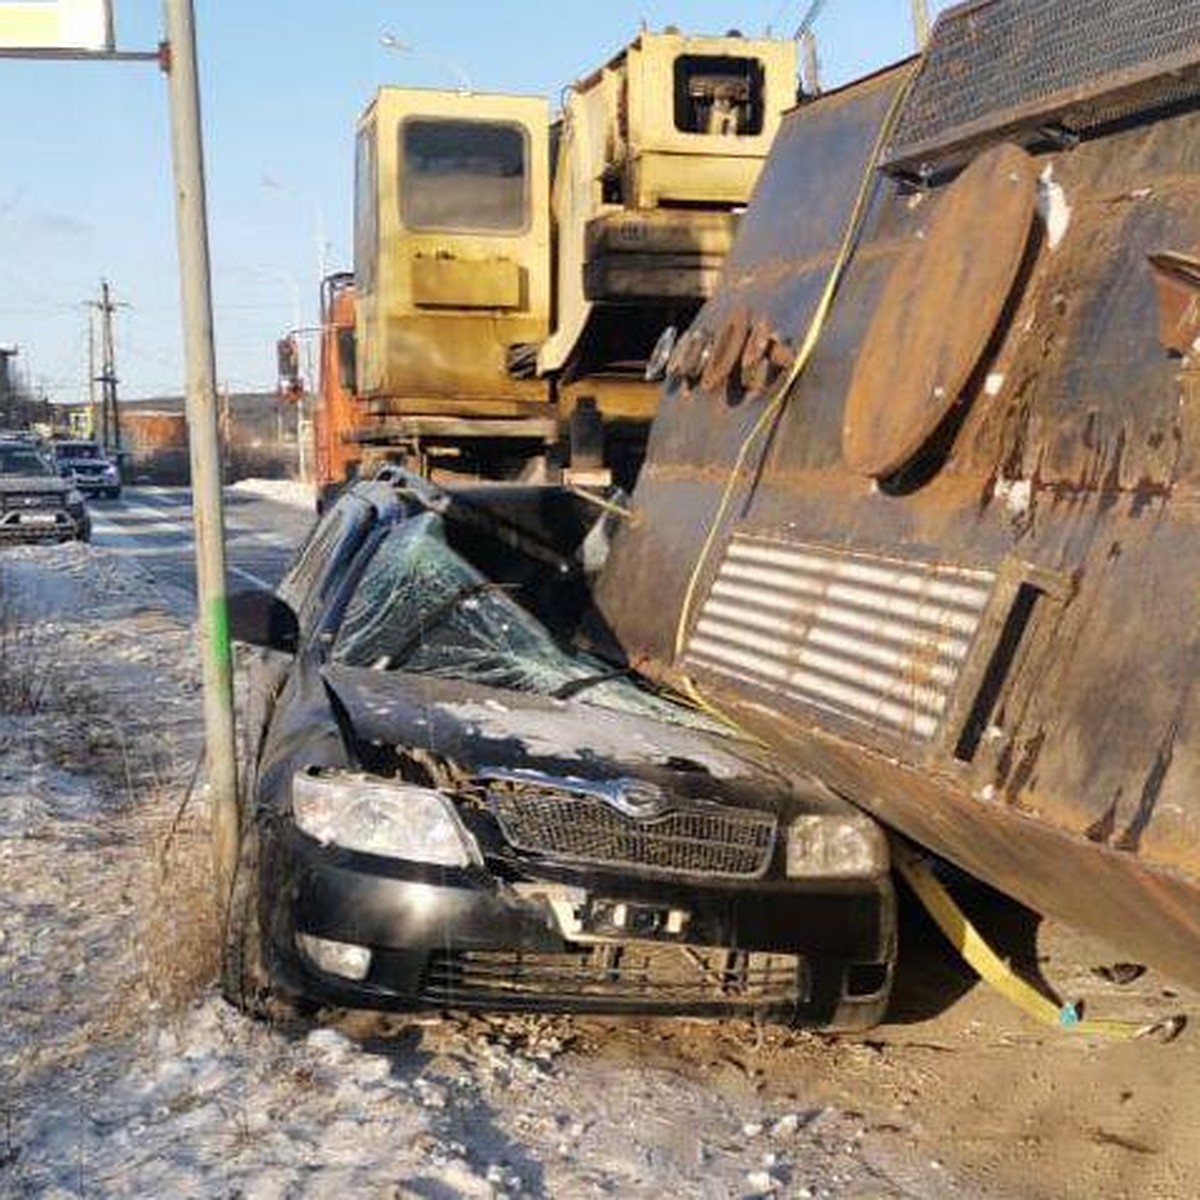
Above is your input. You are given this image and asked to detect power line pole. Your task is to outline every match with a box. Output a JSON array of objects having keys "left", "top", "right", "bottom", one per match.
[
  {"left": 87, "top": 305, "right": 98, "bottom": 437},
  {"left": 90, "top": 279, "right": 128, "bottom": 454},
  {"left": 0, "top": 346, "right": 15, "bottom": 428}
]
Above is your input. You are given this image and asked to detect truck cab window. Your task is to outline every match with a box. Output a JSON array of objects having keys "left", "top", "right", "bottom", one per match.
[
  {"left": 354, "top": 124, "right": 378, "bottom": 294},
  {"left": 673, "top": 56, "right": 765, "bottom": 136},
  {"left": 400, "top": 118, "right": 528, "bottom": 233}
]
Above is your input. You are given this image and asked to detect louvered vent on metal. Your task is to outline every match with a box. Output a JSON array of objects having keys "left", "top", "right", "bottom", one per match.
[
  {"left": 686, "top": 534, "right": 995, "bottom": 742},
  {"left": 886, "top": 0, "right": 1200, "bottom": 172}
]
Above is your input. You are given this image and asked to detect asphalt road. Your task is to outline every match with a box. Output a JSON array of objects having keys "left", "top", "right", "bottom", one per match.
[{"left": 88, "top": 486, "right": 316, "bottom": 598}]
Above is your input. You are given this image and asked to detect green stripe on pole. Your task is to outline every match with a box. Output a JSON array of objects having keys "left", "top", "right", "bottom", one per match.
[{"left": 208, "top": 595, "right": 232, "bottom": 683}]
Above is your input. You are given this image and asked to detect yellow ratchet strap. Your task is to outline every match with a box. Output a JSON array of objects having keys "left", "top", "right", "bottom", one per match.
[
  {"left": 892, "top": 839, "right": 1185, "bottom": 1042},
  {"left": 665, "top": 65, "right": 924, "bottom": 751}
]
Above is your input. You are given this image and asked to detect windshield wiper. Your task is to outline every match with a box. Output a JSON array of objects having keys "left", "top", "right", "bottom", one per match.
[{"left": 552, "top": 666, "right": 635, "bottom": 700}]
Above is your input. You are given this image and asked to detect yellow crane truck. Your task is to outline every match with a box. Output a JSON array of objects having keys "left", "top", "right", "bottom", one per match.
[{"left": 324, "top": 29, "right": 796, "bottom": 492}]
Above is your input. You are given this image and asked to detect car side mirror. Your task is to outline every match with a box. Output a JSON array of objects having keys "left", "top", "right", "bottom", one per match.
[{"left": 228, "top": 589, "right": 299, "bottom": 654}]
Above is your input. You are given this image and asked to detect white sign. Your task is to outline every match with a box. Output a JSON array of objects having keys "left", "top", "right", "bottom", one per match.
[{"left": 0, "top": 1, "right": 114, "bottom": 52}]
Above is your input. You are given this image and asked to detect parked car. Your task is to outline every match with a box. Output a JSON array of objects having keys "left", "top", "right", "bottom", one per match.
[
  {"left": 226, "top": 470, "right": 895, "bottom": 1029},
  {"left": 0, "top": 438, "right": 90, "bottom": 543},
  {"left": 51, "top": 439, "right": 121, "bottom": 499}
]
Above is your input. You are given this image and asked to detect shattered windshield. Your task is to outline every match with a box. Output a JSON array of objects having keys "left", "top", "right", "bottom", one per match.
[{"left": 332, "top": 513, "right": 716, "bottom": 729}]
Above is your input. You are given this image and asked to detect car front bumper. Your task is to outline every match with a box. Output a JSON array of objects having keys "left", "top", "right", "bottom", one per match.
[
  {"left": 0, "top": 508, "right": 88, "bottom": 542},
  {"left": 74, "top": 477, "right": 117, "bottom": 495},
  {"left": 267, "top": 827, "right": 896, "bottom": 1028}
]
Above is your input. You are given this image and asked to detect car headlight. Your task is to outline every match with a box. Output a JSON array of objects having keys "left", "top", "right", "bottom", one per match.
[
  {"left": 785, "top": 813, "right": 887, "bottom": 879},
  {"left": 291, "top": 768, "right": 479, "bottom": 866}
]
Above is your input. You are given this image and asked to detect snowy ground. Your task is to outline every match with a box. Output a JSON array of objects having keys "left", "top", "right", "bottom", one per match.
[
  {"left": 0, "top": 543, "right": 961, "bottom": 1199},
  {"left": 228, "top": 478, "right": 317, "bottom": 512},
  {"left": 2, "top": 542, "right": 1197, "bottom": 1199}
]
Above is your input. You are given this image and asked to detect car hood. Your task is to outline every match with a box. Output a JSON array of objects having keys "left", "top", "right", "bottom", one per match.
[
  {"left": 320, "top": 663, "right": 848, "bottom": 819},
  {"left": 0, "top": 476, "right": 69, "bottom": 494}
]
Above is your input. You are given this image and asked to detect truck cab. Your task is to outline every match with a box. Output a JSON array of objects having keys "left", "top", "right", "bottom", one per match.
[
  {"left": 354, "top": 89, "right": 555, "bottom": 474},
  {"left": 349, "top": 30, "right": 797, "bottom": 481}
]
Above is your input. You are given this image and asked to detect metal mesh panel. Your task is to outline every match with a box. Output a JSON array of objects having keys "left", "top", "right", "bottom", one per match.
[
  {"left": 889, "top": 0, "right": 1200, "bottom": 169},
  {"left": 422, "top": 946, "right": 803, "bottom": 1005},
  {"left": 487, "top": 783, "right": 776, "bottom": 879}
]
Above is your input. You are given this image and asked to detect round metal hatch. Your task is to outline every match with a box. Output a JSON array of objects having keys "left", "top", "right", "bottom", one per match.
[{"left": 842, "top": 143, "right": 1038, "bottom": 479}]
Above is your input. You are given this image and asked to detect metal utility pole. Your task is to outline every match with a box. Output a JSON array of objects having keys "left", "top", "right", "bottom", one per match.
[
  {"left": 794, "top": 0, "right": 828, "bottom": 94},
  {"left": 912, "top": 0, "right": 932, "bottom": 48},
  {"left": 162, "top": 0, "right": 240, "bottom": 906},
  {"left": 799, "top": 30, "right": 821, "bottom": 95}
]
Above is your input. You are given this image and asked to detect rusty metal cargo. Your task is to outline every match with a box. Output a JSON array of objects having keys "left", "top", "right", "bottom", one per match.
[{"left": 593, "top": 0, "right": 1200, "bottom": 990}]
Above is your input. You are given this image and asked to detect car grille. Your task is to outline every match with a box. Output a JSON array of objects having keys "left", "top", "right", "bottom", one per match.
[
  {"left": 485, "top": 782, "right": 777, "bottom": 879},
  {"left": 2, "top": 492, "right": 63, "bottom": 510},
  {"left": 421, "top": 945, "right": 803, "bottom": 1006}
]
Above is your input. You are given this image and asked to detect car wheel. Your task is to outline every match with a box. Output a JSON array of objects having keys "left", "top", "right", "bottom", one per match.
[{"left": 221, "top": 815, "right": 306, "bottom": 1023}]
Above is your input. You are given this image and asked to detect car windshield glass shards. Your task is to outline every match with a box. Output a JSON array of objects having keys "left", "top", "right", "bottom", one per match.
[{"left": 331, "top": 512, "right": 716, "bottom": 728}]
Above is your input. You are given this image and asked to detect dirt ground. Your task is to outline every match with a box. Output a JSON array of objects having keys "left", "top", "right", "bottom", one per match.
[{"left": 2, "top": 543, "right": 1198, "bottom": 1199}]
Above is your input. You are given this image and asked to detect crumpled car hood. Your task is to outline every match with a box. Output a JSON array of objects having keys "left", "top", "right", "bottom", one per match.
[{"left": 319, "top": 662, "right": 843, "bottom": 818}]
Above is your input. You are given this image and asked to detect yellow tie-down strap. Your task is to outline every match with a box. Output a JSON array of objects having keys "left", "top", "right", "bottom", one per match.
[{"left": 891, "top": 839, "right": 1186, "bottom": 1042}]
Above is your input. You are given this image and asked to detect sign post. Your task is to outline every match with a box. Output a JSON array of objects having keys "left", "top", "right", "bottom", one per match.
[{"left": 160, "top": 0, "right": 240, "bottom": 908}]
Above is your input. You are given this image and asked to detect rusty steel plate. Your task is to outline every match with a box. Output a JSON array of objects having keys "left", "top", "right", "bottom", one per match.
[
  {"left": 701, "top": 304, "right": 750, "bottom": 393},
  {"left": 1148, "top": 249, "right": 1200, "bottom": 355},
  {"left": 843, "top": 143, "right": 1038, "bottom": 478}
]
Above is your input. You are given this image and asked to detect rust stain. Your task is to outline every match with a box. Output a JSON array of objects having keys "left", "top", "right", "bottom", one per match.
[
  {"left": 1148, "top": 250, "right": 1200, "bottom": 356},
  {"left": 1114, "top": 720, "right": 1179, "bottom": 853}
]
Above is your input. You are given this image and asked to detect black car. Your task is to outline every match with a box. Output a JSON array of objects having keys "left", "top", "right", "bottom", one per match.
[
  {"left": 51, "top": 439, "right": 121, "bottom": 499},
  {"left": 226, "top": 471, "right": 895, "bottom": 1029},
  {"left": 0, "top": 439, "right": 91, "bottom": 543}
]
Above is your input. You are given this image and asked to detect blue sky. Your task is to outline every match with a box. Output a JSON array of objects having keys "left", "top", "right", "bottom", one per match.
[{"left": 0, "top": 0, "right": 952, "bottom": 402}]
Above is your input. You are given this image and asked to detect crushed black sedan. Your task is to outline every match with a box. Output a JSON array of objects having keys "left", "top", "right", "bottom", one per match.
[{"left": 226, "top": 471, "right": 895, "bottom": 1029}]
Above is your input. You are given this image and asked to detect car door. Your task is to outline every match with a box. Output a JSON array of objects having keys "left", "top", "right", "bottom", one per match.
[{"left": 243, "top": 489, "right": 379, "bottom": 791}]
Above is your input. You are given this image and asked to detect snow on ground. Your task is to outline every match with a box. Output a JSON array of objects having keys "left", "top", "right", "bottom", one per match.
[
  {"left": 0, "top": 542, "right": 971, "bottom": 1199},
  {"left": 228, "top": 477, "right": 317, "bottom": 512}
]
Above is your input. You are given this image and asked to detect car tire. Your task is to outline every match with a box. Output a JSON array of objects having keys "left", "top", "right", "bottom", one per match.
[{"left": 220, "top": 816, "right": 306, "bottom": 1023}]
